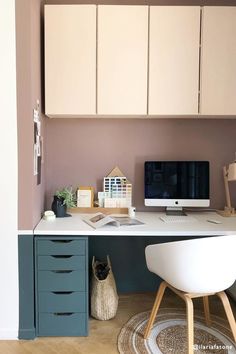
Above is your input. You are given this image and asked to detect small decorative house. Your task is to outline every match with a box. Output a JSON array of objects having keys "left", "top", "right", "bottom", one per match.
[{"left": 103, "top": 166, "right": 132, "bottom": 208}]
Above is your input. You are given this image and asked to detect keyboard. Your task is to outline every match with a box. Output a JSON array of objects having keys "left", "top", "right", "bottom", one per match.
[{"left": 160, "top": 215, "right": 197, "bottom": 223}]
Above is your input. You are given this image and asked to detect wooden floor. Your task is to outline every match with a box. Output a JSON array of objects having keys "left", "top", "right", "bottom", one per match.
[{"left": 1, "top": 290, "right": 236, "bottom": 354}]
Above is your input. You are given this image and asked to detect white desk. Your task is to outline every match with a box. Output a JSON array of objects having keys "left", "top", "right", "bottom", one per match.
[
  {"left": 34, "top": 211, "right": 236, "bottom": 236},
  {"left": 34, "top": 211, "right": 236, "bottom": 293}
]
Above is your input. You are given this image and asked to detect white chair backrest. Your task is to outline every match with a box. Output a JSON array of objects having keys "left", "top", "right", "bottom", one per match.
[{"left": 145, "top": 235, "right": 236, "bottom": 294}]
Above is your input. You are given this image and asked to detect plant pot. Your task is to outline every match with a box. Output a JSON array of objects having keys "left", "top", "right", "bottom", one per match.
[{"left": 51, "top": 196, "right": 71, "bottom": 218}]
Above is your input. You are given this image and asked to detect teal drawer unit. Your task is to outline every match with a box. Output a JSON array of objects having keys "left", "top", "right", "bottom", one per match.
[
  {"left": 38, "top": 292, "right": 86, "bottom": 313},
  {"left": 38, "top": 313, "right": 87, "bottom": 337},
  {"left": 35, "top": 237, "right": 88, "bottom": 337},
  {"left": 37, "top": 239, "right": 85, "bottom": 255},
  {"left": 38, "top": 255, "right": 85, "bottom": 270},
  {"left": 37, "top": 270, "right": 85, "bottom": 292}
]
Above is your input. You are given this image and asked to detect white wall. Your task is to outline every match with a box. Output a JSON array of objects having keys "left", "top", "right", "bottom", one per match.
[{"left": 0, "top": 0, "right": 18, "bottom": 339}]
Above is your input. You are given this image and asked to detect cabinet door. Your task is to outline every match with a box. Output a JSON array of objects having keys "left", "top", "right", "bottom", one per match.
[
  {"left": 45, "top": 5, "right": 96, "bottom": 117},
  {"left": 200, "top": 7, "right": 236, "bottom": 115},
  {"left": 97, "top": 5, "right": 148, "bottom": 115},
  {"left": 149, "top": 6, "right": 200, "bottom": 115}
]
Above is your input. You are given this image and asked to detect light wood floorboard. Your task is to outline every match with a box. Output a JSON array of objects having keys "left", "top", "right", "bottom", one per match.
[{"left": 1, "top": 290, "right": 235, "bottom": 354}]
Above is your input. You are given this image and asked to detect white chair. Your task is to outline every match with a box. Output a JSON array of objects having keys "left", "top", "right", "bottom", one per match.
[{"left": 144, "top": 235, "right": 236, "bottom": 354}]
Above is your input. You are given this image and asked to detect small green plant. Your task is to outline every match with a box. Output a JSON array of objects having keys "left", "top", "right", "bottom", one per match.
[{"left": 55, "top": 186, "right": 76, "bottom": 208}]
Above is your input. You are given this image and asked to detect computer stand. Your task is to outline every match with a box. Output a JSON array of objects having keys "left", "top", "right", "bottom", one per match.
[{"left": 165, "top": 207, "right": 187, "bottom": 216}]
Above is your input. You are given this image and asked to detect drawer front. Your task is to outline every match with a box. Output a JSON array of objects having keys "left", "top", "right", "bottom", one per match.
[
  {"left": 37, "top": 255, "right": 85, "bottom": 270},
  {"left": 38, "top": 291, "right": 86, "bottom": 313},
  {"left": 37, "top": 239, "right": 85, "bottom": 255},
  {"left": 37, "top": 270, "right": 85, "bottom": 291},
  {"left": 38, "top": 313, "right": 87, "bottom": 336}
]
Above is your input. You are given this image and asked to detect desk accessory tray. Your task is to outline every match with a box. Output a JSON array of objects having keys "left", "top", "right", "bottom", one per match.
[{"left": 68, "top": 207, "right": 128, "bottom": 215}]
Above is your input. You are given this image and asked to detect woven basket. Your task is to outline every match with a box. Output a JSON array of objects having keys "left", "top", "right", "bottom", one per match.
[{"left": 91, "top": 255, "right": 119, "bottom": 320}]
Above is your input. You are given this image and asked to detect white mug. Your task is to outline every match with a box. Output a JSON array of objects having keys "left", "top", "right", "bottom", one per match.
[{"left": 128, "top": 206, "right": 136, "bottom": 218}]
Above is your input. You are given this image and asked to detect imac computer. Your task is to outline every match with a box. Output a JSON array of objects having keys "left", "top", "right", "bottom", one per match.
[{"left": 144, "top": 161, "right": 210, "bottom": 215}]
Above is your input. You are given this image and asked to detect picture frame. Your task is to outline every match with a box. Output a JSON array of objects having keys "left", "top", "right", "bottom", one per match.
[{"left": 77, "top": 186, "right": 94, "bottom": 207}]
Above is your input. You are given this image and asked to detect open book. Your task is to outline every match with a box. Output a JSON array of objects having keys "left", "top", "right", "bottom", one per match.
[{"left": 83, "top": 212, "right": 144, "bottom": 229}]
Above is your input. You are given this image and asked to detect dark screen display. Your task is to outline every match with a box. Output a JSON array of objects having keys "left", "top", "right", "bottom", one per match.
[{"left": 145, "top": 161, "right": 209, "bottom": 199}]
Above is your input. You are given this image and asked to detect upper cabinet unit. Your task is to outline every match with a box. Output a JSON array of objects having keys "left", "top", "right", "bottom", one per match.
[
  {"left": 200, "top": 7, "right": 236, "bottom": 115},
  {"left": 45, "top": 5, "right": 96, "bottom": 117},
  {"left": 44, "top": 5, "right": 236, "bottom": 118},
  {"left": 97, "top": 5, "right": 148, "bottom": 115},
  {"left": 148, "top": 6, "right": 201, "bottom": 115}
]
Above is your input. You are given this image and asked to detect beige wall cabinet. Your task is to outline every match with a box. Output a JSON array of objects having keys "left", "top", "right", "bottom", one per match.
[
  {"left": 44, "top": 5, "right": 236, "bottom": 118},
  {"left": 149, "top": 6, "right": 201, "bottom": 116},
  {"left": 97, "top": 5, "right": 148, "bottom": 115},
  {"left": 200, "top": 7, "right": 236, "bottom": 115},
  {"left": 45, "top": 5, "right": 96, "bottom": 117}
]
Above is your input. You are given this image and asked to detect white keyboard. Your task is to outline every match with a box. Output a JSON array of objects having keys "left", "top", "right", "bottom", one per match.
[{"left": 160, "top": 215, "right": 197, "bottom": 223}]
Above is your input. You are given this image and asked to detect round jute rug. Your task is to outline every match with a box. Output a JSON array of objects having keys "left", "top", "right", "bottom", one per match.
[{"left": 117, "top": 308, "right": 236, "bottom": 354}]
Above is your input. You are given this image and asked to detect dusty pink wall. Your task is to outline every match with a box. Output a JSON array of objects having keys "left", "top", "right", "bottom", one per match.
[
  {"left": 45, "top": 118, "right": 236, "bottom": 211},
  {"left": 16, "top": 0, "right": 33, "bottom": 229},
  {"left": 16, "top": 0, "right": 236, "bottom": 229},
  {"left": 30, "top": 0, "right": 46, "bottom": 228},
  {"left": 44, "top": 0, "right": 236, "bottom": 213},
  {"left": 16, "top": 0, "right": 45, "bottom": 230}
]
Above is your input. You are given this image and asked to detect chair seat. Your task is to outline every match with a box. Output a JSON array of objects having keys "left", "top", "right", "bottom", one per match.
[
  {"left": 144, "top": 236, "right": 236, "bottom": 354},
  {"left": 145, "top": 235, "right": 236, "bottom": 293}
]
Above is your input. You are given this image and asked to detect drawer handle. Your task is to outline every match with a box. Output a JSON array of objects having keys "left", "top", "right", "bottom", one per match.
[
  {"left": 53, "top": 312, "right": 74, "bottom": 316},
  {"left": 52, "top": 270, "right": 73, "bottom": 274},
  {"left": 51, "top": 240, "right": 73, "bottom": 243},
  {"left": 52, "top": 291, "right": 74, "bottom": 295},
  {"left": 51, "top": 255, "right": 73, "bottom": 259}
]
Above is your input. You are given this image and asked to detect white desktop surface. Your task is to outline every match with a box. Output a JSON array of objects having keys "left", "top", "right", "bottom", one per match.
[{"left": 34, "top": 211, "right": 236, "bottom": 236}]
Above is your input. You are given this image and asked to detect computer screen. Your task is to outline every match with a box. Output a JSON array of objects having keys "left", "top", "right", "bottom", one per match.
[{"left": 144, "top": 161, "right": 210, "bottom": 209}]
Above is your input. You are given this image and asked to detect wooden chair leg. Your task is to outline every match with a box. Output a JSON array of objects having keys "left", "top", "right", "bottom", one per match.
[
  {"left": 184, "top": 295, "right": 194, "bottom": 354},
  {"left": 203, "top": 296, "right": 211, "bottom": 327},
  {"left": 144, "top": 281, "right": 167, "bottom": 339},
  {"left": 217, "top": 291, "right": 236, "bottom": 342}
]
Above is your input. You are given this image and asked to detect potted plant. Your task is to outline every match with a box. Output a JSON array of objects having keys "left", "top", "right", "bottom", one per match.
[{"left": 51, "top": 186, "right": 76, "bottom": 217}]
